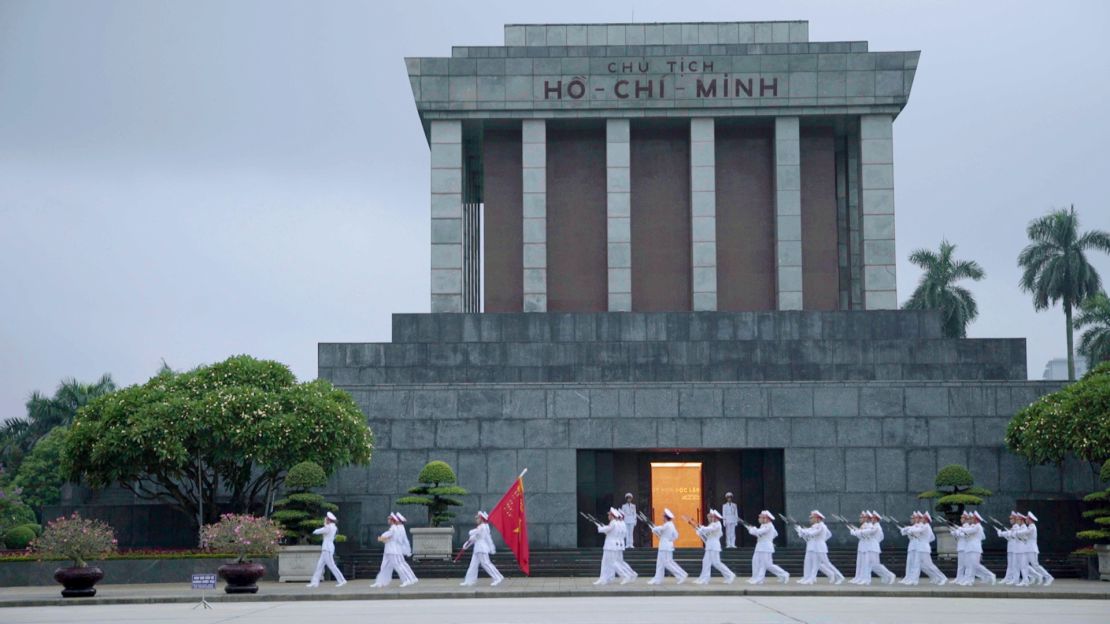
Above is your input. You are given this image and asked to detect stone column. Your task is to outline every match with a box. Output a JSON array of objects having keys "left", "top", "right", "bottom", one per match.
[
  {"left": 606, "top": 119, "right": 631, "bottom": 311},
  {"left": 860, "top": 114, "right": 897, "bottom": 310},
  {"left": 690, "top": 118, "right": 717, "bottom": 311},
  {"left": 522, "top": 120, "right": 547, "bottom": 312},
  {"left": 430, "top": 120, "right": 463, "bottom": 312},
  {"left": 774, "top": 116, "right": 803, "bottom": 310}
]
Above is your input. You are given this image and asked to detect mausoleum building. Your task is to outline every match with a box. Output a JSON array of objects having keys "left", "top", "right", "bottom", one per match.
[{"left": 314, "top": 21, "right": 1095, "bottom": 551}]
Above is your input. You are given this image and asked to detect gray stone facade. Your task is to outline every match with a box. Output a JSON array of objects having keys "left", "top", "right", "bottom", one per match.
[{"left": 318, "top": 311, "right": 1093, "bottom": 550}]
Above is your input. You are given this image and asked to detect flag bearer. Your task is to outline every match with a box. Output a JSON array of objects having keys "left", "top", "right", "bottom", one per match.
[{"left": 461, "top": 511, "right": 503, "bottom": 587}]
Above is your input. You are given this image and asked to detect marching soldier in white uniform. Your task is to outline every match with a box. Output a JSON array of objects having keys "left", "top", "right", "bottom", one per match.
[
  {"left": 795, "top": 510, "right": 843, "bottom": 584},
  {"left": 694, "top": 509, "right": 735, "bottom": 584},
  {"left": 648, "top": 508, "right": 688, "bottom": 584},
  {"left": 612, "top": 509, "right": 639, "bottom": 582},
  {"left": 952, "top": 511, "right": 995, "bottom": 585},
  {"left": 1022, "top": 512, "right": 1053, "bottom": 586},
  {"left": 746, "top": 510, "right": 789, "bottom": 584},
  {"left": 306, "top": 511, "right": 347, "bottom": 587},
  {"left": 372, "top": 513, "right": 417, "bottom": 588},
  {"left": 461, "top": 511, "right": 504, "bottom": 587},
  {"left": 900, "top": 511, "right": 946, "bottom": 585},
  {"left": 620, "top": 493, "right": 638, "bottom": 549},
  {"left": 594, "top": 508, "right": 636, "bottom": 585},
  {"left": 849, "top": 510, "right": 895, "bottom": 585},
  {"left": 392, "top": 513, "right": 418, "bottom": 586},
  {"left": 997, "top": 511, "right": 1023, "bottom": 584},
  {"left": 722, "top": 493, "right": 739, "bottom": 548}
]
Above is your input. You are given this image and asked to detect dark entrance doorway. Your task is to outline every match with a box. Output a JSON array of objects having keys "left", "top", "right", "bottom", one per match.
[{"left": 576, "top": 449, "right": 785, "bottom": 548}]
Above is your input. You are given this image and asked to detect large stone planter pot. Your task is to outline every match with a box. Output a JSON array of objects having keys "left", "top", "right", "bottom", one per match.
[
  {"left": 218, "top": 562, "right": 266, "bottom": 594},
  {"left": 410, "top": 527, "right": 453, "bottom": 560},
  {"left": 278, "top": 545, "right": 320, "bottom": 582},
  {"left": 934, "top": 525, "right": 957, "bottom": 559},
  {"left": 1096, "top": 544, "right": 1110, "bottom": 581},
  {"left": 54, "top": 566, "right": 104, "bottom": 598}
]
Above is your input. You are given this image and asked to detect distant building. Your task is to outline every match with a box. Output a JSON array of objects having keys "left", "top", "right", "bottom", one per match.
[{"left": 1042, "top": 356, "right": 1088, "bottom": 380}]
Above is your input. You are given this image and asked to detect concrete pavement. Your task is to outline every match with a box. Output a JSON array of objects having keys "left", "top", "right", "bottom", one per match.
[
  {"left": 1, "top": 595, "right": 1109, "bottom": 624},
  {"left": 0, "top": 577, "right": 1105, "bottom": 608}
]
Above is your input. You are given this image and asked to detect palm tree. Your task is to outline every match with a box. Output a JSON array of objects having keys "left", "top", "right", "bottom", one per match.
[
  {"left": 0, "top": 374, "right": 115, "bottom": 474},
  {"left": 1018, "top": 205, "right": 1110, "bottom": 381},
  {"left": 902, "top": 240, "right": 985, "bottom": 338},
  {"left": 1075, "top": 291, "right": 1110, "bottom": 370}
]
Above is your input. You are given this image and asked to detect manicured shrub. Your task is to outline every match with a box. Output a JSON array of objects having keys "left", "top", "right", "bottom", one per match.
[
  {"left": 918, "top": 464, "right": 992, "bottom": 523},
  {"left": 396, "top": 460, "right": 468, "bottom": 527},
  {"left": 4, "top": 525, "right": 36, "bottom": 549},
  {"left": 271, "top": 461, "right": 344, "bottom": 544}
]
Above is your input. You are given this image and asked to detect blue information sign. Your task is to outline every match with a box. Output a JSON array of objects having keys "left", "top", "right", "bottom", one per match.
[{"left": 191, "top": 573, "right": 217, "bottom": 590}]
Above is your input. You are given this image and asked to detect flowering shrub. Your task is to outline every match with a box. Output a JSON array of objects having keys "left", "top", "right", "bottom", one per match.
[
  {"left": 200, "top": 514, "right": 281, "bottom": 563},
  {"left": 32, "top": 513, "right": 117, "bottom": 567}
]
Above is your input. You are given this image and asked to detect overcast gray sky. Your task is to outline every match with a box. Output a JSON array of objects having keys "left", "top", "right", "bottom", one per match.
[{"left": 1, "top": 0, "right": 1108, "bottom": 420}]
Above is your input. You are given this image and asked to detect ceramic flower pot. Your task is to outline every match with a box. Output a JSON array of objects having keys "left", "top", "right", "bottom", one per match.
[
  {"left": 218, "top": 562, "right": 266, "bottom": 594},
  {"left": 54, "top": 566, "right": 104, "bottom": 598}
]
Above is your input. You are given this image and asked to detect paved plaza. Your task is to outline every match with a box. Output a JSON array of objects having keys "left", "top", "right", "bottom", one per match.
[{"left": 2, "top": 594, "right": 1108, "bottom": 624}]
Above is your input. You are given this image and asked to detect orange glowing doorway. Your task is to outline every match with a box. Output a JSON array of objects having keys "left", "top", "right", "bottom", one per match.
[{"left": 650, "top": 461, "right": 703, "bottom": 548}]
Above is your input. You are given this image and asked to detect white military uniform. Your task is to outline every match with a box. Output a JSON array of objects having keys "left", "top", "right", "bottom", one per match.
[
  {"left": 393, "top": 517, "right": 418, "bottom": 586},
  {"left": 595, "top": 510, "right": 635, "bottom": 585},
  {"left": 372, "top": 521, "right": 408, "bottom": 587},
  {"left": 747, "top": 512, "right": 788, "bottom": 584},
  {"left": 648, "top": 510, "right": 687, "bottom": 584},
  {"left": 694, "top": 511, "right": 735, "bottom": 584},
  {"left": 952, "top": 519, "right": 995, "bottom": 585},
  {"left": 900, "top": 516, "right": 946, "bottom": 585},
  {"left": 795, "top": 513, "right": 843, "bottom": 584},
  {"left": 722, "top": 497, "right": 739, "bottom": 548},
  {"left": 849, "top": 513, "right": 895, "bottom": 584},
  {"left": 462, "top": 518, "right": 503, "bottom": 586},
  {"left": 613, "top": 516, "right": 638, "bottom": 582},
  {"left": 1021, "top": 515, "right": 1053, "bottom": 585},
  {"left": 997, "top": 517, "right": 1022, "bottom": 585},
  {"left": 307, "top": 515, "right": 347, "bottom": 587},
  {"left": 620, "top": 498, "right": 637, "bottom": 549}
]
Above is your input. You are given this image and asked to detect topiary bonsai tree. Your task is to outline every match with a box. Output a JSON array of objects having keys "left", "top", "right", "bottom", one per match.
[
  {"left": 917, "top": 464, "right": 993, "bottom": 524},
  {"left": 270, "top": 461, "right": 345, "bottom": 545},
  {"left": 396, "top": 460, "right": 467, "bottom": 527},
  {"left": 1077, "top": 460, "right": 1110, "bottom": 547}
]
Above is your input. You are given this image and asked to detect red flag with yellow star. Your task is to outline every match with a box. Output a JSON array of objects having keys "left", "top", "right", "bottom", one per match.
[{"left": 487, "top": 469, "right": 529, "bottom": 575}]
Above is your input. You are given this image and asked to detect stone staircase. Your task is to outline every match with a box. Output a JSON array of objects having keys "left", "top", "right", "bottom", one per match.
[{"left": 338, "top": 547, "right": 1085, "bottom": 581}]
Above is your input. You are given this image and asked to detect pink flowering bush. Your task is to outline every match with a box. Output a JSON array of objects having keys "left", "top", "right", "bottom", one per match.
[
  {"left": 32, "top": 512, "right": 117, "bottom": 567},
  {"left": 200, "top": 513, "right": 281, "bottom": 563}
]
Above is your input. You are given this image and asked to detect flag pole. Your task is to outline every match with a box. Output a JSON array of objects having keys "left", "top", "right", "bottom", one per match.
[{"left": 518, "top": 468, "right": 528, "bottom": 479}]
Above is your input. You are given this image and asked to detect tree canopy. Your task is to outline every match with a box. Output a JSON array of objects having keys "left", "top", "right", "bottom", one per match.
[
  {"left": 397, "top": 460, "right": 467, "bottom": 527},
  {"left": 64, "top": 355, "right": 373, "bottom": 529},
  {"left": 903, "top": 240, "right": 985, "bottom": 338},
  {"left": 1076, "top": 291, "right": 1110, "bottom": 369},
  {"left": 1006, "top": 362, "right": 1110, "bottom": 468}
]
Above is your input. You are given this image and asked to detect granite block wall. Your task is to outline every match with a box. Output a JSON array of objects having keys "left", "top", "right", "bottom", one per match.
[{"left": 322, "top": 377, "right": 1089, "bottom": 550}]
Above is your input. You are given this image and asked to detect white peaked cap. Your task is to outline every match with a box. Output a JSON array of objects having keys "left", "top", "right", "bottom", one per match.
[
  {"left": 973, "top": 511, "right": 983, "bottom": 521},
  {"left": 810, "top": 510, "right": 825, "bottom": 520},
  {"left": 625, "top": 492, "right": 633, "bottom": 498},
  {"left": 326, "top": 511, "right": 337, "bottom": 521},
  {"left": 1010, "top": 510, "right": 1020, "bottom": 516},
  {"left": 725, "top": 492, "right": 734, "bottom": 497},
  {"left": 477, "top": 511, "right": 489, "bottom": 520},
  {"left": 663, "top": 508, "right": 675, "bottom": 519},
  {"left": 709, "top": 509, "right": 723, "bottom": 519},
  {"left": 609, "top": 507, "right": 621, "bottom": 517},
  {"left": 759, "top": 510, "right": 774, "bottom": 519},
  {"left": 389, "top": 513, "right": 398, "bottom": 521},
  {"left": 396, "top": 512, "right": 407, "bottom": 523},
  {"left": 1027, "top": 512, "right": 1038, "bottom": 522},
  {"left": 924, "top": 512, "right": 932, "bottom": 521}
]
